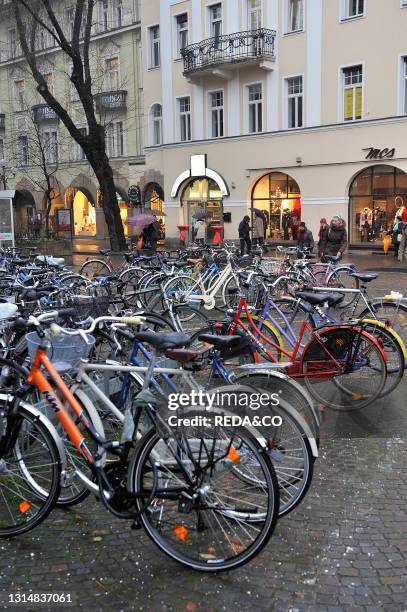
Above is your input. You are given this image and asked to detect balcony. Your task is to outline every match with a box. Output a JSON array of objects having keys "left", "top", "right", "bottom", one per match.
[
  {"left": 95, "top": 90, "right": 127, "bottom": 112},
  {"left": 181, "top": 28, "right": 276, "bottom": 79},
  {"left": 0, "top": 114, "right": 5, "bottom": 130},
  {"left": 32, "top": 104, "right": 59, "bottom": 123}
]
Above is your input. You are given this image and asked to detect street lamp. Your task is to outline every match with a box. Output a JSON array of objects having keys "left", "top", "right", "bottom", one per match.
[{"left": 0, "top": 165, "right": 16, "bottom": 190}]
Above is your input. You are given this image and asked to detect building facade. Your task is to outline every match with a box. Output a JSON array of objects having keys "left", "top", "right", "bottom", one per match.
[
  {"left": 140, "top": 0, "right": 407, "bottom": 247},
  {"left": 0, "top": 0, "right": 145, "bottom": 240}
]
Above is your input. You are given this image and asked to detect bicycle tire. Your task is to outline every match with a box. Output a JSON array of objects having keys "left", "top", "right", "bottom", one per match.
[
  {"left": 360, "top": 300, "right": 407, "bottom": 351},
  {"left": 80, "top": 259, "right": 112, "bottom": 280},
  {"left": 129, "top": 426, "right": 279, "bottom": 572},
  {"left": 326, "top": 267, "right": 359, "bottom": 308},
  {"left": 0, "top": 403, "right": 61, "bottom": 537}
]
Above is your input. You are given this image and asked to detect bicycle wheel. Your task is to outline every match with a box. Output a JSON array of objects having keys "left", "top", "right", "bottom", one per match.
[
  {"left": 359, "top": 321, "right": 404, "bottom": 397},
  {"left": 163, "top": 276, "right": 202, "bottom": 307},
  {"left": 0, "top": 403, "right": 61, "bottom": 537},
  {"left": 360, "top": 301, "right": 407, "bottom": 350},
  {"left": 129, "top": 425, "right": 279, "bottom": 572},
  {"left": 164, "top": 304, "right": 210, "bottom": 334},
  {"left": 301, "top": 327, "right": 386, "bottom": 410},
  {"left": 326, "top": 267, "right": 359, "bottom": 308},
  {"left": 80, "top": 259, "right": 111, "bottom": 280}
]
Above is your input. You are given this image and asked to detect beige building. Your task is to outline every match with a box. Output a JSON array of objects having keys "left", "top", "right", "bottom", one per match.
[
  {"left": 140, "top": 0, "right": 407, "bottom": 248},
  {"left": 0, "top": 0, "right": 145, "bottom": 241}
]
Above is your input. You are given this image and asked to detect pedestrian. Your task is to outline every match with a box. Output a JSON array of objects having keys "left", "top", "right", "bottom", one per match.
[
  {"left": 193, "top": 218, "right": 206, "bottom": 244},
  {"left": 320, "top": 215, "right": 347, "bottom": 259},
  {"left": 297, "top": 221, "right": 314, "bottom": 253},
  {"left": 253, "top": 211, "right": 265, "bottom": 247},
  {"left": 317, "top": 217, "right": 329, "bottom": 258},
  {"left": 143, "top": 214, "right": 160, "bottom": 252},
  {"left": 391, "top": 215, "right": 403, "bottom": 259},
  {"left": 238, "top": 215, "right": 251, "bottom": 256},
  {"left": 398, "top": 223, "right": 407, "bottom": 263}
]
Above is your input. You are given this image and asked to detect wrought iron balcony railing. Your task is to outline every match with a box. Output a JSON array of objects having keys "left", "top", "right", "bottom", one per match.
[
  {"left": 95, "top": 90, "right": 127, "bottom": 112},
  {"left": 32, "top": 104, "right": 59, "bottom": 123},
  {"left": 181, "top": 28, "right": 276, "bottom": 76},
  {"left": 0, "top": 114, "right": 5, "bottom": 129}
]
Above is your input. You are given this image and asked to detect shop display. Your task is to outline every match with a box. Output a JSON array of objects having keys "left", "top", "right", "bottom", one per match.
[{"left": 252, "top": 172, "right": 301, "bottom": 241}]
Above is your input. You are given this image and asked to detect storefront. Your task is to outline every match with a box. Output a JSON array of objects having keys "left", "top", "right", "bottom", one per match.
[
  {"left": 181, "top": 178, "right": 223, "bottom": 244},
  {"left": 349, "top": 165, "right": 407, "bottom": 244},
  {"left": 251, "top": 172, "right": 301, "bottom": 241}
]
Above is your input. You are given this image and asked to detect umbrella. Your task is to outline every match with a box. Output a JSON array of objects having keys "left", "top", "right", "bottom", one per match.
[
  {"left": 125, "top": 213, "right": 156, "bottom": 227},
  {"left": 252, "top": 208, "right": 267, "bottom": 219},
  {"left": 192, "top": 210, "right": 210, "bottom": 220}
]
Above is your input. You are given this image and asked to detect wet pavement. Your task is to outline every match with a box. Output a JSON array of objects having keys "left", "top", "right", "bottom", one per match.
[{"left": 1, "top": 253, "right": 407, "bottom": 611}]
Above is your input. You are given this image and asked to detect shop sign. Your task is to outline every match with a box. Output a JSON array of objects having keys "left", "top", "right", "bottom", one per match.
[
  {"left": 363, "top": 147, "right": 395, "bottom": 160},
  {"left": 128, "top": 185, "right": 141, "bottom": 206}
]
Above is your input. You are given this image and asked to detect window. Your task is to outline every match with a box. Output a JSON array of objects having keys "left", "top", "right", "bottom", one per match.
[
  {"left": 0, "top": 138, "right": 4, "bottom": 163},
  {"left": 176, "top": 14, "right": 188, "bottom": 58},
  {"left": 403, "top": 57, "right": 407, "bottom": 115},
  {"left": 14, "top": 80, "right": 25, "bottom": 111},
  {"left": 8, "top": 28, "right": 17, "bottom": 59},
  {"left": 106, "top": 121, "right": 124, "bottom": 157},
  {"left": 178, "top": 96, "right": 191, "bottom": 141},
  {"left": 343, "top": 0, "right": 364, "bottom": 19},
  {"left": 247, "top": 83, "right": 263, "bottom": 133},
  {"left": 113, "top": 0, "right": 123, "bottom": 28},
  {"left": 75, "top": 127, "right": 88, "bottom": 161},
  {"left": 151, "top": 104, "right": 162, "bottom": 145},
  {"left": 105, "top": 57, "right": 119, "bottom": 90},
  {"left": 42, "top": 130, "right": 59, "bottom": 164},
  {"left": 210, "top": 91, "right": 224, "bottom": 138},
  {"left": 248, "top": 0, "right": 262, "bottom": 29},
  {"left": 342, "top": 65, "right": 363, "bottom": 121},
  {"left": 18, "top": 135, "right": 29, "bottom": 166},
  {"left": 287, "top": 0, "right": 304, "bottom": 32},
  {"left": 100, "top": 0, "right": 109, "bottom": 31},
  {"left": 66, "top": 8, "right": 75, "bottom": 40},
  {"left": 287, "top": 76, "right": 303, "bottom": 128},
  {"left": 210, "top": 4, "right": 222, "bottom": 39},
  {"left": 149, "top": 26, "right": 160, "bottom": 68}
]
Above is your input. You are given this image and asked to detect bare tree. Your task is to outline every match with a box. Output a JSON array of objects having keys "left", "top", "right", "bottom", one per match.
[{"left": 13, "top": 0, "right": 127, "bottom": 251}]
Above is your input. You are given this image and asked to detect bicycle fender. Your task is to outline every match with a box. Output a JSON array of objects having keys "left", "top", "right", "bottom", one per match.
[{"left": 359, "top": 318, "right": 407, "bottom": 358}]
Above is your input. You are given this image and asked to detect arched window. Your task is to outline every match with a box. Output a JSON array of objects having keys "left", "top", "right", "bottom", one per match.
[
  {"left": 349, "top": 165, "right": 407, "bottom": 243},
  {"left": 151, "top": 104, "right": 162, "bottom": 146},
  {"left": 252, "top": 172, "right": 301, "bottom": 241}
]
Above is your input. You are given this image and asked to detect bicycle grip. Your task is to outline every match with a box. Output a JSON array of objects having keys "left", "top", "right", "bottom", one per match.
[
  {"left": 118, "top": 316, "right": 142, "bottom": 325},
  {"left": 50, "top": 323, "right": 62, "bottom": 336}
]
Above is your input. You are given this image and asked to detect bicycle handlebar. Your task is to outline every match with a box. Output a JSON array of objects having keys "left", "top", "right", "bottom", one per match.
[{"left": 49, "top": 315, "right": 144, "bottom": 337}]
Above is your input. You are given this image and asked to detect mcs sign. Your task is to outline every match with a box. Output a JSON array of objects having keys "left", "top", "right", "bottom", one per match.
[{"left": 363, "top": 147, "right": 395, "bottom": 160}]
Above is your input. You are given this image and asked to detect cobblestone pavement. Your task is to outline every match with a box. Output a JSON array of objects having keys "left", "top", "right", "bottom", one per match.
[{"left": 1, "top": 255, "right": 407, "bottom": 611}]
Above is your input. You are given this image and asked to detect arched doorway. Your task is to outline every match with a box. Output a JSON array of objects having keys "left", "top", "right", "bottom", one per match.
[
  {"left": 181, "top": 178, "right": 223, "bottom": 244},
  {"left": 144, "top": 183, "right": 165, "bottom": 243},
  {"left": 349, "top": 165, "right": 407, "bottom": 243},
  {"left": 65, "top": 187, "right": 96, "bottom": 237},
  {"left": 251, "top": 172, "right": 301, "bottom": 241},
  {"left": 13, "top": 190, "right": 36, "bottom": 239}
]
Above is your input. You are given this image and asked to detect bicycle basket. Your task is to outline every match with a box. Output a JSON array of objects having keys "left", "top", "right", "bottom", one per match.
[
  {"left": 69, "top": 295, "right": 111, "bottom": 321},
  {"left": 260, "top": 259, "right": 282, "bottom": 275},
  {"left": 26, "top": 331, "right": 95, "bottom": 372}
]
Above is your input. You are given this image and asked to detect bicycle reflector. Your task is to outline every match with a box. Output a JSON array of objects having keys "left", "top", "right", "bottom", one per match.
[
  {"left": 226, "top": 447, "right": 240, "bottom": 463},
  {"left": 173, "top": 525, "right": 189, "bottom": 542},
  {"left": 19, "top": 500, "right": 31, "bottom": 514}
]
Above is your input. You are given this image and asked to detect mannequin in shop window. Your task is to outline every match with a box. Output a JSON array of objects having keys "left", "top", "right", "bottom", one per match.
[
  {"left": 282, "top": 209, "right": 291, "bottom": 240},
  {"left": 372, "top": 207, "right": 385, "bottom": 241},
  {"left": 359, "top": 207, "right": 372, "bottom": 242}
]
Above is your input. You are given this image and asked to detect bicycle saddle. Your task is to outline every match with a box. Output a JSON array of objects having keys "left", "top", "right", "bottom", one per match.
[
  {"left": 133, "top": 331, "right": 191, "bottom": 351},
  {"left": 350, "top": 272, "right": 378, "bottom": 283},
  {"left": 198, "top": 334, "right": 246, "bottom": 351},
  {"left": 296, "top": 291, "right": 344, "bottom": 307},
  {"left": 322, "top": 255, "right": 342, "bottom": 263},
  {"left": 99, "top": 249, "right": 111, "bottom": 256}
]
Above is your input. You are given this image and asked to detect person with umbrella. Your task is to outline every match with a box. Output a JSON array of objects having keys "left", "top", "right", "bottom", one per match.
[
  {"left": 142, "top": 213, "right": 161, "bottom": 252},
  {"left": 125, "top": 212, "right": 161, "bottom": 251}
]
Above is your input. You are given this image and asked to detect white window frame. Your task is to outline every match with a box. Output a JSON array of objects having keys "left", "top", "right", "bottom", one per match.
[
  {"left": 99, "top": 0, "right": 109, "bottom": 31},
  {"left": 340, "top": 0, "right": 365, "bottom": 21},
  {"left": 8, "top": 28, "right": 17, "bottom": 59},
  {"left": 401, "top": 0, "right": 407, "bottom": 7},
  {"left": 17, "top": 134, "right": 29, "bottom": 167},
  {"left": 208, "top": 3, "right": 223, "bottom": 39},
  {"left": 177, "top": 95, "right": 192, "bottom": 142},
  {"left": 104, "top": 56, "right": 120, "bottom": 91},
  {"left": 66, "top": 8, "right": 75, "bottom": 40},
  {"left": 285, "top": 74, "right": 304, "bottom": 129},
  {"left": 174, "top": 12, "right": 189, "bottom": 60},
  {"left": 14, "top": 80, "right": 25, "bottom": 111},
  {"left": 285, "top": 0, "right": 305, "bottom": 34},
  {"left": 338, "top": 62, "right": 364, "bottom": 123},
  {"left": 246, "top": 0, "right": 262, "bottom": 31},
  {"left": 106, "top": 120, "right": 125, "bottom": 158},
  {"left": 74, "top": 127, "right": 88, "bottom": 161},
  {"left": 398, "top": 54, "right": 407, "bottom": 115},
  {"left": 246, "top": 82, "right": 263, "bottom": 134},
  {"left": 113, "top": 0, "right": 123, "bottom": 28},
  {"left": 151, "top": 103, "right": 163, "bottom": 146},
  {"left": 208, "top": 89, "right": 224, "bottom": 139},
  {"left": 148, "top": 25, "right": 160, "bottom": 69},
  {"left": 41, "top": 129, "right": 59, "bottom": 165}
]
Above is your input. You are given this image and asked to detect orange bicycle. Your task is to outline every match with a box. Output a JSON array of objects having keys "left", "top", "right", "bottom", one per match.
[{"left": 0, "top": 311, "right": 280, "bottom": 572}]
